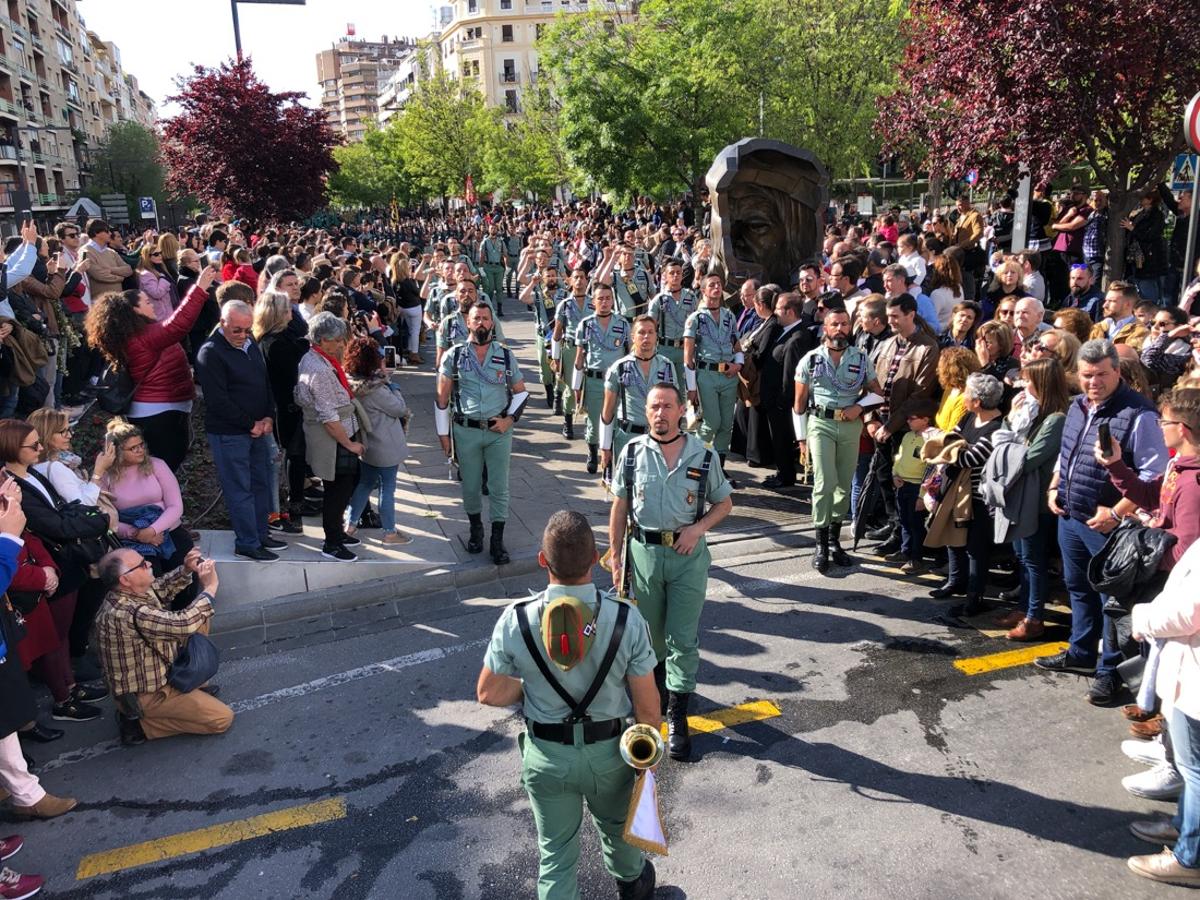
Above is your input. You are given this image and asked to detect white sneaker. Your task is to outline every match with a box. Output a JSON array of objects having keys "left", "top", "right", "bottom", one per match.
[
  {"left": 1123, "top": 762, "right": 1184, "bottom": 800},
  {"left": 1122, "top": 735, "right": 1167, "bottom": 767}
]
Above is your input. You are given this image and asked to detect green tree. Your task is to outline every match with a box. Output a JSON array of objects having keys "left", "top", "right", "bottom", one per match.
[
  {"left": 86, "top": 121, "right": 166, "bottom": 207},
  {"left": 328, "top": 126, "right": 419, "bottom": 209},
  {"left": 478, "top": 81, "right": 579, "bottom": 200}
]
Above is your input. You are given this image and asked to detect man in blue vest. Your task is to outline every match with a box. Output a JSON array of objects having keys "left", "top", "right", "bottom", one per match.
[{"left": 1035, "top": 339, "right": 1167, "bottom": 706}]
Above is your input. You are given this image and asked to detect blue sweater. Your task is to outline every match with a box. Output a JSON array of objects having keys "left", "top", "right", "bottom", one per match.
[{"left": 195, "top": 331, "right": 276, "bottom": 435}]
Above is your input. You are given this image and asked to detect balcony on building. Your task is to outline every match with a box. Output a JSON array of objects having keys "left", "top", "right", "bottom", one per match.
[{"left": 500, "top": 71, "right": 519, "bottom": 84}]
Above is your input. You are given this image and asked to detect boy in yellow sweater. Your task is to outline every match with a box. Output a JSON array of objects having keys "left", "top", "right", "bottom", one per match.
[{"left": 892, "top": 399, "right": 938, "bottom": 574}]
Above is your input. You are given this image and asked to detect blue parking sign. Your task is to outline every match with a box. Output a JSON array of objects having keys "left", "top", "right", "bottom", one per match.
[{"left": 139, "top": 196, "right": 156, "bottom": 219}]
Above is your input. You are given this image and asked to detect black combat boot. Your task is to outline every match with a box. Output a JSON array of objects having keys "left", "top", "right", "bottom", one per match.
[
  {"left": 812, "top": 526, "right": 831, "bottom": 574},
  {"left": 554, "top": 390, "right": 563, "bottom": 416},
  {"left": 544, "top": 384, "right": 554, "bottom": 408},
  {"left": 719, "top": 452, "right": 739, "bottom": 489},
  {"left": 586, "top": 443, "right": 599, "bottom": 474},
  {"left": 666, "top": 691, "right": 692, "bottom": 760},
  {"left": 490, "top": 521, "right": 510, "bottom": 565},
  {"left": 616, "top": 860, "right": 656, "bottom": 900},
  {"left": 653, "top": 661, "right": 668, "bottom": 715},
  {"left": 467, "top": 513, "right": 485, "bottom": 554},
  {"left": 829, "top": 521, "right": 853, "bottom": 567},
  {"left": 562, "top": 415, "right": 575, "bottom": 440},
  {"left": 948, "top": 593, "right": 988, "bottom": 619}
]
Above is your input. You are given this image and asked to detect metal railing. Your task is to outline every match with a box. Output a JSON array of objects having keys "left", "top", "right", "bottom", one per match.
[{"left": 499, "top": 71, "right": 518, "bottom": 83}]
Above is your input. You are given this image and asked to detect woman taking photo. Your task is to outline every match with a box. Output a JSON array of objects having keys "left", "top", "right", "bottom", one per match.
[
  {"left": 137, "top": 243, "right": 178, "bottom": 322},
  {"left": 84, "top": 266, "right": 217, "bottom": 471},
  {"left": 929, "top": 373, "right": 1006, "bottom": 619},
  {"left": 295, "top": 312, "right": 366, "bottom": 562},
  {"left": 344, "top": 337, "right": 412, "bottom": 546},
  {"left": 993, "top": 357, "right": 1070, "bottom": 641}
]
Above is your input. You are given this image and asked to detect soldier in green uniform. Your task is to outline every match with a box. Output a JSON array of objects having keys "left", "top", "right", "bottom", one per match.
[
  {"left": 646, "top": 259, "right": 697, "bottom": 377},
  {"left": 503, "top": 226, "right": 526, "bottom": 298},
  {"left": 519, "top": 258, "right": 565, "bottom": 409},
  {"left": 445, "top": 236, "right": 478, "bottom": 277},
  {"left": 478, "top": 224, "right": 507, "bottom": 317},
  {"left": 422, "top": 258, "right": 457, "bottom": 332},
  {"left": 477, "top": 510, "right": 659, "bottom": 900},
  {"left": 571, "top": 283, "right": 631, "bottom": 474},
  {"left": 683, "top": 271, "right": 743, "bottom": 474},
  {"left": 436, "top": 301, "right": 529, "bottom": 564},
  {"left": 792, "top": 306, "right": 882, "bottom": 574},
  {"left": 598, "top": 316, "right": 679, "bottom": 477},
  {"left": 610, "top": 383, "right": 734, "bottom": 760},
  {"left": 435, "top": 279, "right": 504, "bottom": 369},
  {"left": 595, "top": 244, "right": 655, "bottom": 319},
  {"left": 550, "top": 268, "right": 594, "bottom": 440}
]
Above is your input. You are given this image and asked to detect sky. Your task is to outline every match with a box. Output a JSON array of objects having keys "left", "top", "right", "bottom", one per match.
[{"left": 80, "top": 0, "right": 439, "bottom": 115}]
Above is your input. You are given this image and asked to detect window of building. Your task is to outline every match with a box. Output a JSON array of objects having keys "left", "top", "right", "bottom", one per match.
[
  {"left": 468, "top": 0, "right": 477, "bottom": 11},
  {"left": 536, "top": 24, "right": 545, "bottom": 40},
  {"left": 505, "top": 89, "right": 518, "bottom": 113},
  {"left": 501, "top": 24, "right": 514, "bottom": 42},
  {"left": 501, "top": 0, "right": 512, "bottom": 7},
  {"left": 502, "top": 59, "right": 515, "bottom": 82}
]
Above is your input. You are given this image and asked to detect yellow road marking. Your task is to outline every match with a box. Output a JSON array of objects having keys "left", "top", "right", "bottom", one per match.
[
  {"left": 953, "top": 642, "right": 1069, "bottom": 676},
  {"left": 659, "top": 699, "right": 781, "bottom": 739},
  {"left": 76, "top": 796, "right": 347, "bottom": 880}
]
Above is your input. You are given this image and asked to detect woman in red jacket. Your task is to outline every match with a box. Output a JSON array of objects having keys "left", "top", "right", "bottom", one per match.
[{"left": 83, "top": 265, "right": 217, "bottom": 471}]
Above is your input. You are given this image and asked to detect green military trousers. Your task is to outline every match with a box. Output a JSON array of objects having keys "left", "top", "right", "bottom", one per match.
[
  {"left": 659, "top": 344, "right": 685, "bottom": 382},
  {"left": 481, "top": 263, "right": 506, "bottom": 306},
  {"left": 454, "top": 423, "right": 512, "bottom": 521},
  {"left": 557, "top": 346, "right": 579, "bottom": 416},
  {"left": 628, "top": 536, "right": 710, "bottom": 693},
  {"left": 537, "top": 339, "right": 555, "bottom": 395},
  {"left": 808, "top": 415, "right": 862, "bottom": 528},
  {"left": 695, "top": 368, "right": 737, "bottom": 454},
  {"left": 520, "top": 731, "right": 643, "bottom": 900},
  {"left": 581, "top": 374, "right": 605, "bottom": 445}
]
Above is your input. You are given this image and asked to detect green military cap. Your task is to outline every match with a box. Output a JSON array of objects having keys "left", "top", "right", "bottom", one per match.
[{"left": 542, "top": 594, "right": 599, "bottom": 670}]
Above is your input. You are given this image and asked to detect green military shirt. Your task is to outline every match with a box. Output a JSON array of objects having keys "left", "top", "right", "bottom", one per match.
[
  {"left": 424, "top": 279, "right": 452, "bottom": 324},
  {"left": 604, "top": 354, "right": 679, "bottom": 427},
  {"left": 483, "top": 584, "right": 656, "bottom": 724},
  {"left": 437, "top": 311, "right": 469, "bottom": 350},
  {"left": 531, "top": 285, "right": 564, "bottom": 338},
  {"left": 505, "top": 233, "right": 524, "bottom": 260},
  {"left": 573, "top": 314, "right": 631, "bottom": 373},
  {"left": 438, "top": 289, "right": 495, "bottom": 322},
  {"left": 555, "top": 295, "right": 594, "bottom": 345},
  {"left": 683, "top": 306, "right": 739, "bottom": 364},
  {"left": 647, "top": 289, "right": 698, "bottom": 342},
  {"left": 480, "top": 237, "right": 504, "bottom": 265},
  {"left": 613, "top": 433, "right": 733, "bottom": 531},
  {"left": 438, "top": 340, "right": 524, "bottom": 418},
  {"left": 795, "top": 344, "right": 876, "bottom": 410},
  {"left": 611, "top": 268, "right": 653, "bottom": 318}
]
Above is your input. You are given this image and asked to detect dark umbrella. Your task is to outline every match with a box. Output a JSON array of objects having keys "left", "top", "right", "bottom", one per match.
[{"left": 851, "top": 452, "right": 884, "bottom": 549}]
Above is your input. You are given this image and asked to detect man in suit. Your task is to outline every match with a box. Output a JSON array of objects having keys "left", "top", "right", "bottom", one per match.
[{"left": 758, "top": 292, "right": 814, "bottom": 489}]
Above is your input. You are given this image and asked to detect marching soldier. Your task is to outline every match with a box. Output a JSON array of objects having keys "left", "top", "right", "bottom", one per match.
[
  {"left": 503, "top": 225, "right": 526, "bottom": 298},
  {"left": 435, "top": 301, "right": 529, "bottom": 565},
  {"left": 478, "top": 224, "right": 507, "bottom": 317},
  {"left": 596, "top": 244, "right": 655, "bottom": 319},
  {"left": 445, "top": 236, "right": 478, "bottom": 277},
  {"left": 646, "top": 259, "right": 697, "bottom": 377},
  {"left": 571, "top": 283, "right": 631, "bottom": 474},
  {"left": 598, "top": 316, "right": 679, "bottom": 476},
  {"left": 519, "top": 257, "right": 566, "bottom": 409},
  {"left": 435, "top": 279, "right": 502, "bottom": 368},
  {"left": 792, "top": 307, "right": 882, "bottom": 574},
  {"left": 550, "top": 268, "right": 594, "bottom": 440},
  {"left": 683, "top": 271, "right": 743, "bottom": 475},
  {"left": 477, "top": 509, "right": 659, "bottom": 900},
  {"left": 610, "top": 383, "right": 734, "bottom": 760},
  {"left": 422, "top": 258, "right": 457, "bottom": 332}
]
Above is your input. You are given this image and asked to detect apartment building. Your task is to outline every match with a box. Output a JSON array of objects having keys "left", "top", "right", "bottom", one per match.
[
  {"left": 376, "top": 40, "right": 439, "bottom": 127},
  {"left": 316, "top": 36, "right": 415, "bottom": 142},
  {"left": 0, "top": 0, "right": 155, "bottom": 225}
]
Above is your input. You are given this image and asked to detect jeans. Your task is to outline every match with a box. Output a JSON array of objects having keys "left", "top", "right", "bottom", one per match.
[
  {"left": 1170, "top": 708, "right": 1200, "bottom": 869},
  {"left": 1059, "top": 515, "right": 1123, "bottom": 675},
  {"left": 850, "top": 450, "right": 872, "bottom": 514},
  {"left": 348, "top": 462, "right": 398, "bottom": 532},
  {"left": 207, "top": 432, "right": 272, "bottom": 552},
  {"left": 896, "top": 481, "right": 926, "bottom": 560},
  {"left": 131, "top": 410, "right": 192, "bottom": 472},
  {"left": 948, "top": 499, "right": 993, "bottom": 596},
  {"left": 1014, "top": 512, "right": 1055, "bottom": 621}
]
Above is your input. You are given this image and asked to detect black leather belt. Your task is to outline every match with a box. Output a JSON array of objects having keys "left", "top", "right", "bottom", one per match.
[
  {"left": 564, "top": 339, "right": 577, "bottom": 348},
  {"left": 619, "top": 421, "right": 647, "bottom": 434},
  {"left": 661, "top": 338, "right": 682, "bottom": 347},
  {"left": 528, "top": 718, "right": 623, "bottom": 744},
  {"left": 585, "top": 367, "right": 605, "bottom": 379},
  {"left": 697, "top": 360, "right": 732, "bottom": 372},
  {"left": 631, "top": 524, "right": 681, "bottom": 547},
  {"left": 453, "top": 414, "right": 492, "bottom": 429},
  {"left": 811, "top": 405, "right": 853, "bottom": 420}
]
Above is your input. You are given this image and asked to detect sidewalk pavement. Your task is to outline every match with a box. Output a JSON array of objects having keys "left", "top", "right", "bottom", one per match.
[{"left": 210, "top": 307, "right": 817, "bottom": 648}]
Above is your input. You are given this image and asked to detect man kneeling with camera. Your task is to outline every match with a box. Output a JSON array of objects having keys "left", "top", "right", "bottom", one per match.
[{"left": 93, "top": 547, "right": 233, "bottom": 746}]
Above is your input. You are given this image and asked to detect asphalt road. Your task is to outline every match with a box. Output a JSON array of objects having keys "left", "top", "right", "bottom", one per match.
[{"left": 4, "top": 538, "right": 1188, "bottom": 900}]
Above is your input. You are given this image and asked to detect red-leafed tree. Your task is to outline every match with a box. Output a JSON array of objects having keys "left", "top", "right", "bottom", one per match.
[
  {"left": 879, "top": 0, "right": 1200, "bottom": 279},
  {"left": 161, "top": 58, "right": 336, "bottom": 222}
]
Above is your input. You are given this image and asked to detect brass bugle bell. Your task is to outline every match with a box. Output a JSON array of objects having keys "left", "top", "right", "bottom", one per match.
[{"left": 620, "top": 722, "right": 665, "bottom": 769}]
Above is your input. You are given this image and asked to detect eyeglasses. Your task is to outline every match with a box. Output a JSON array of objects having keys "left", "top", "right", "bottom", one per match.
[
  {"left": 1160, "top": 418, "right": 1191, "bottom": 431},
  {"left": 997, "top": 309, "right": 1015, "bottom": 318},
  {"left": 19, "top": 439, "right": 42, "bottom": 450},
  {"left": 119, "top": 558, "right": 151, "bottom": 577},
  {"left": 1151, "top": 320, "right": 1173, "bottom": 331},
  {"left": 63, "top": 232, "right": 79, "bottom": 238},
  {"left": 56, "top": 427, "right": 72, "bottom": 435},
  {"left": 123, "top": 442, "right": 146, "bottom": 452},
  {"left": 151, "top": 252, "right": 163, "bottom": 258}
]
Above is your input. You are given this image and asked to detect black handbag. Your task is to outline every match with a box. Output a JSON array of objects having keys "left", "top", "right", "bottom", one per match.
[
  {"left": 96, "top": 363, "right": 136, "bottom": 415},
  {"left": 43, "top": 502, "right": 120, "bottom": 570},
  {"left": 133, "top": 610, "right": 220, "bottom": 694},
  {"left": 1088, "top": 518, "right": 1177, "bottom": 602}
]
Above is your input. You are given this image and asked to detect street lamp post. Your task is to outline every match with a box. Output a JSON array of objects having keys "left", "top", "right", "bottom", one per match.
[{"left": 229, "top": 0, "right": 308, "bottom": 63}]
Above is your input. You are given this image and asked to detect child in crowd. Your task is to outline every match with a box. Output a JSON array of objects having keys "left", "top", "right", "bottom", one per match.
[{"left": 893, "top": 399, "right": 939, "bottom": 574}]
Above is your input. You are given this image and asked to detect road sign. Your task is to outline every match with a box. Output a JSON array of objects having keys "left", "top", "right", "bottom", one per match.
[
  {"left": 1186, "top": 92, "right": 1200, "bottom": 154},
  {"left": 965, "top": 169, "right": 979, "bottom": 186},
  {"left": 138, "top": 196, "right": 156, "bottom": 220},
  {"left": 99, "top": 192, "right": 129, "bottom": 226},
  {"left": 1173, "top": 154, "right": 1197, "bottom": 191}
]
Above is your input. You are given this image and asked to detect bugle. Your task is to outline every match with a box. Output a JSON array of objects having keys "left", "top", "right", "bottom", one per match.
[{"left": 619, "top": 722, "right": 665, "bottom": 769}]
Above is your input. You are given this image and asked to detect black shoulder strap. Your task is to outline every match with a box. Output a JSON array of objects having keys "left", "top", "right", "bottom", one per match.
[
  {"left": 695, "top": 448, "right": 713, "bottom": 523},
  {"left": 618, "top": 359, "right": 631, "bottom": 420},
  {"left": 514, "top": 595, "right": 630, "bottom": 722}
]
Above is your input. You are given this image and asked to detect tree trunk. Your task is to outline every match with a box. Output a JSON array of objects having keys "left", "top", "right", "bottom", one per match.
[
  {"left": 1104, "top": 188, "right": 1136, "bottom": 286},
  {"left": 928, "top": 172, "right": 943, "bottom": 213}
]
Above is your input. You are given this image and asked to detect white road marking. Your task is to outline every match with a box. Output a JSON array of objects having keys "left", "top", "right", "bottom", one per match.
[
  {"left": 39, "top": 639, "right": 487, "bottom": 773},
  {"left": 411, "top": 623, "right": 461, "bottom": 638}
]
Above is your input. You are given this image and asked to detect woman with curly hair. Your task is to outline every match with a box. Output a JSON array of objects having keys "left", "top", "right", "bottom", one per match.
[
  {"left": 83, "top": 266, "right": 217, "bottom": 471},
  {"left": 935, "top": 346, "right": 981, "bottom": 433}
]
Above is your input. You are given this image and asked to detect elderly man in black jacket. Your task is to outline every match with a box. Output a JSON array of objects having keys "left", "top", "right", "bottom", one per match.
[
  {"left": 759, "top": 292, "right": 816, "bottom": 489},
  {"left": 195, "top": 289, "right": 281, "bottom": 562}
]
